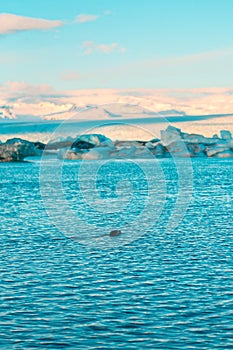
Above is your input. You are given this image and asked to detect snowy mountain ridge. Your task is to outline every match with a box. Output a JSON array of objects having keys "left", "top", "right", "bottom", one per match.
[
  {"left": 0, "top": 101, "right": 186, "bottom": 121},
  {"left": 0, "top": 86, "right": 233, "bottom": 122},
  {"left": 0, "top": 106, "right": 16, "bottom": 119}
]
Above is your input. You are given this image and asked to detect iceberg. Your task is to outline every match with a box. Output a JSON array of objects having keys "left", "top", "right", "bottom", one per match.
[
  {"left": 0, "top": 138, "right": 44, "bottom": 162},
  {"left": 2, "top": 127, "right": 233, "bottom": 162}
]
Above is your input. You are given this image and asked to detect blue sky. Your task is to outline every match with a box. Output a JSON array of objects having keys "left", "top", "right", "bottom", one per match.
[{"left": 0, "top": 0, "right": 233, "bottom": 89}]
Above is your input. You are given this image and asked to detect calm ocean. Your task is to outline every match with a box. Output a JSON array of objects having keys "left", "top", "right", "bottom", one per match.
[{"left": 0, "top": 159, "right": 233, "bottom": 349}]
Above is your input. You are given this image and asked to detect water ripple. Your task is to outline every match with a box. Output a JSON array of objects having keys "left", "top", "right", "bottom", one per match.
[{"left": 0, "top": 159, "right": 233, "bottom": 349}]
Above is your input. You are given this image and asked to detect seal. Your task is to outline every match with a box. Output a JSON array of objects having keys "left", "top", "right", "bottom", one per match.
[{"left": 109, "top": 230, "right": 122, "bottom": 237}]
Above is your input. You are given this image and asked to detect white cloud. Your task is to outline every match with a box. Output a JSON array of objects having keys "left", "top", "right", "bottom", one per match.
[
  {"left": 0, "top": 13, "right": 63, "bottom": 35},
  {"left": 1, "top": 81, "right": 55, "bottom": 100},
  {"left": 76, "top": 14, "right": 99, "bottom": 23},
  {"left": 75, "top": 11, "right": 112, "bottom": 23},
  {"left": 82, "top": 41, "right": 126, "bottom": 55}
]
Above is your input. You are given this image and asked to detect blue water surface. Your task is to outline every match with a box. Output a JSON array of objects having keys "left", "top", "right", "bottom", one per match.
[{"left": 0, "top": 159, "right": 233, "bottom": 349}]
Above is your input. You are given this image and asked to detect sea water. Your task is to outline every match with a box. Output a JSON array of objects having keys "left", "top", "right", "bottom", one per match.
[{"left": 0, "top": 159, "right": 233, "bottom": 349}]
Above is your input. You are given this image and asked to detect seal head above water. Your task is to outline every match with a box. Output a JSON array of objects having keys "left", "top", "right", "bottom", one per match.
[{"left": 109, "top": 230, "right": 122, "bottom": 237}]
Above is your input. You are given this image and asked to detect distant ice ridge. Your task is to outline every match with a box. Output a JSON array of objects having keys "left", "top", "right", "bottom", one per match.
[
  {"left": 57, "top": 127, "right": 233, "bottom": 160},
  {"left": 0, "top": 126, "right": 233, "bottom": 162},
  {"left": 1, "top": 126, "right": 233, "bottom": 162}
]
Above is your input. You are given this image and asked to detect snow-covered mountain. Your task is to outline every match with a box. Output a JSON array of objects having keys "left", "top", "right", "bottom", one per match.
[
  {"left": 0, "top": 101, "right": 186, "bottom": 122},
  {"left": 1, "top": 85, "right": 233, "bottom": 121},
  {"left": 9, "top": 102, "right": 75, "bottom": 120},
  {"left": 39, "top": 103, "right": 186, "bottom": 121},
  {"left": 0, "top": 106, "right": 16, "bottom": 119},
  {"left": 1, "top": 86, "right": 233, "bottom": 143}
]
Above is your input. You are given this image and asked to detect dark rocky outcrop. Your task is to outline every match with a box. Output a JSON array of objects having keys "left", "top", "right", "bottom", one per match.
[{"left": 0, "top": 138, "right": 44, "bottom": 162}]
